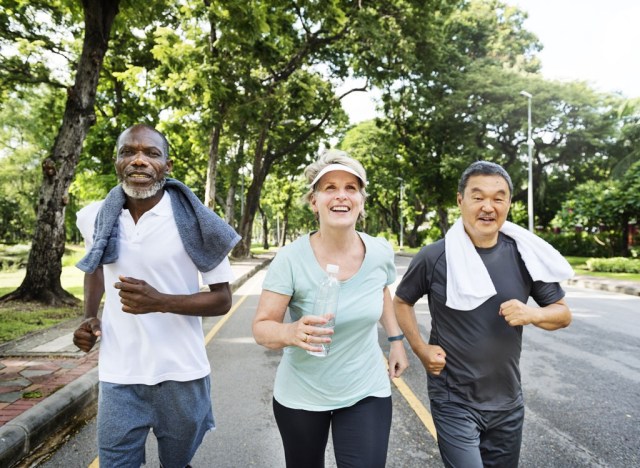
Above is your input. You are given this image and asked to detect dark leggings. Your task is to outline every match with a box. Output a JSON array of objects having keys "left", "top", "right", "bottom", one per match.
[{"left": 273, "top": 396, "right": 392, "bottom": 468}]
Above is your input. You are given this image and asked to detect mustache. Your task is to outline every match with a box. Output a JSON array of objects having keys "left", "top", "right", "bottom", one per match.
[{"left": 123, "top": 168, "right": 155, "bottom": 177}]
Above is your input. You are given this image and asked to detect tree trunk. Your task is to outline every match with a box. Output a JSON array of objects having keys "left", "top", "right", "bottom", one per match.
[
  {"left": 620, "top": 217, "right": 630, "bottom": 257},
  {"left": 280, "top": 182, "right": 295, "bottom": 246},
  {"left": 1, "top": 0, "right": 120, "bottom": 306},
  {"left": 204, "top": 122, "right": 222, "bottom": 209},
  {"left": 232, "top": 127, "right": 271, "bottom": 258},
  {"left": 233, "top": 171, "right": 266, "bottom": 257},
  {"left": 259, "top": 206, "right": 269, "bottom": 250},
  {"left": 203, "top": 6, "right": 226, "bottom": 210},
  {"left": 407, "top": 211, "right": 426, "bottom": 248},
  {"left": 224, "top": 184, "right": 236, "bottom": 226},
  {"left": 280, "top": 216, "right": 288, "bottom": 247},
  {"left": 436, "top": 206, "right": 450, "bottom": 238},
  {"left": 223, "top": 139, "right": 246, "bottom": 226}
]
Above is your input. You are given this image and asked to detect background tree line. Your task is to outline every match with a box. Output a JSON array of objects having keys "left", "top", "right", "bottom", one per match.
[{"left": 1, "top": 0, "right": 638, "bottom": 305}]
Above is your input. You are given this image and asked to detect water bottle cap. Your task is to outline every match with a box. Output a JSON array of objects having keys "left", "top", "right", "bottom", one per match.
[{"left": 326, "top": 264, "right": 339, "bottom": 274}]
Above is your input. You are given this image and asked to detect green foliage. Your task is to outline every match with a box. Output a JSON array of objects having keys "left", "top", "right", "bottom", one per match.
[
  {"left": 555, "top": 180, "right": 623, "bottom": 232},
  {"left": 610, "top": 98, "right": 640, "bottom": 179},
  {"left": 340, "top": 121, "right": 401, "bottom": 234},
  {"left": 619, "top": 160, "right": 640, "bottom": 221},
  {"left": 259, "top": 173, "right": 314, "bottom": 243},
  {"left": 554, "top": 159, "right": 640, "bottom": 256},
  {"left": 586, "top": 257, "right": 640, "bottom": 274},
  {"left": 507, "top": 201, "right": 528, "bottom": 228},
  {"left": 370, "top": 0, "right": 548, "bottom": 241},
  {"left": 0, "top": 0, "right": 636, "bottom": 257},
  {"left": 538, "top": 231, "right": 621, "bottom": 258},
  {"left": 0, "top": 0, "right": 83, "bottom": 94},
  {"left": 445, "top": 0, "right": 542, "bottom": 72},
  {"left": 0, "top": 85, "right": 66, "bottom": 242}
]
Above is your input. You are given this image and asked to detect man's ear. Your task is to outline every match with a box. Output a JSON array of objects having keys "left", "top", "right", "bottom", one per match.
[
  {"left": 456, "top": 192, "right": 462, "bottom": 207},
  {"left": 165, "top": 159, "right": 174, "bottom": 174}
]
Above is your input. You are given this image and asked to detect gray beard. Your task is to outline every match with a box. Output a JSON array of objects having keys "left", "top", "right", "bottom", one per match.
[{"left": 121, "top": 178, "right": 166, "bottom": 199}]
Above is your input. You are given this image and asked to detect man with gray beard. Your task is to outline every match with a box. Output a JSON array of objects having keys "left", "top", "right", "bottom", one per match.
[{"left": 73, "top": 124, "right": 240, "bottom": 467}]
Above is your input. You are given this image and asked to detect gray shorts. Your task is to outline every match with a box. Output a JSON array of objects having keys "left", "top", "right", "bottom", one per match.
[
  {"left": 430, "top": 400, "right": 524, "bottom": 468},
  {"left": 98, "top": 376, "right": 215, "bottom": 468}
]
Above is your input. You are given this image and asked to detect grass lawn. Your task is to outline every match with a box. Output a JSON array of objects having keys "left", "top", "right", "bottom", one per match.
[
  {"left": 0, "top": 302, "right": 82, "bottom": 343},
  {"left": 0, "top": 263, "right": 85, "bottom": 343},
  {"left": 0, "top": 245, "right": 85, "bottom": 344}
]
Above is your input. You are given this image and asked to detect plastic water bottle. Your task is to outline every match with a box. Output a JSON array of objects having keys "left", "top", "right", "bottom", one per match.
[{"left": 307, "top": 264, "right": 340, "bottom": 357}]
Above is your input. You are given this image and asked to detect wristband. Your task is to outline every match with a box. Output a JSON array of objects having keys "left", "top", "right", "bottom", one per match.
[{"left": 387, "top": 334, "right": 404, "bottom": 342}]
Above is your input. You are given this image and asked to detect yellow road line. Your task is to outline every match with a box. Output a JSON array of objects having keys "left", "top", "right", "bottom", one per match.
[
  {"left": 89, "top": 294, "right": 249, "bottom": 467},
  {"left": 385, "top": 356, "right": 437, "bottom": 441},
  {"left": 392, "top": 375, "right": 438, "bottom": 440},
  {"left": 205, "top": 294, "right": 248, "bottom": 344}
]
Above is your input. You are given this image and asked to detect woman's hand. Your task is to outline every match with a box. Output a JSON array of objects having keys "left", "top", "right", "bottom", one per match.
[
  {"left": 388, "top": 340, "right": 409, "bottom": 378},
  {"left": 291, "top": 315, "right": 333, "bottom": 352}
]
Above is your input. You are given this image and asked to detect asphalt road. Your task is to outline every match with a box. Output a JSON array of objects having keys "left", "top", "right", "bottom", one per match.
[{"left": 38, "top": 255, "right": 640, "bottom": 467}]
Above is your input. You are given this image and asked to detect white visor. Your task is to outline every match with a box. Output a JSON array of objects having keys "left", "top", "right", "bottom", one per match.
[{"left": 310, "top": 163, "right": 367, "bottom": 188}]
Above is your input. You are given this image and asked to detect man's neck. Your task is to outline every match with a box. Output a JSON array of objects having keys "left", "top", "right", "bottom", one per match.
[
  {"left": 124, "top": 189, "right": 164, "bottom": 224},
  {"left": 469, "top": 232, "right": 500, "bottom": 249}
]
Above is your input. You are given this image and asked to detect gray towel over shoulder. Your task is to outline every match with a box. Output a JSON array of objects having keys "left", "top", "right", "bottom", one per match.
[{"left": 76, "top": 178, "right": 241, "bottom": 274}]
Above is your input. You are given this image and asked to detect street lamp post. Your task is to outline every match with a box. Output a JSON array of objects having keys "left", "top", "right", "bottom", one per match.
[{"left": 520, "top": 90, "right": 534, "bottom": 232}]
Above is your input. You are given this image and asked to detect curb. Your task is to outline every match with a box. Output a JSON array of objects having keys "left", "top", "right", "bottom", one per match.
[
  {"left": 228, "top": 256, "right": 273, "bottom": 294},
  {"left": 0, "top": 367, "right": 99, "bottom": 466},
  {"left": 0, "top": 257, "right": 272, "bottom": 467},
  {"left": 565, "top": 276, "right": 640, "bottom": 297}
]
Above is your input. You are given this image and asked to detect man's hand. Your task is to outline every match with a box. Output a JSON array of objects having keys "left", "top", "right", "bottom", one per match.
[
  {"left": 499, "top": 299, "right": 535, "bottom": 327},
  {"left": 417, "top": 343, "right": 447, "bottom": 376},
  {"left": 500, "top": 298, "right": 571, "bottom": 330},
  {"left": 73, "top": 317, "right": 102, "bottom": 352},
  {"left": 114, "top": 276, "right": 165, "bottom": 314}
]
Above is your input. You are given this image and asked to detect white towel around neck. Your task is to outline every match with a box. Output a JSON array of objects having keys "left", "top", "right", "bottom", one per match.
[{"left": 444, "top": 219, "right": 574, "bottom": 310}]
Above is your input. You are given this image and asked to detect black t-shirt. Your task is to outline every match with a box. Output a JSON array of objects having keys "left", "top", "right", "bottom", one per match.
[{"left": 396, "top": 233, "right": 565, "bottom": 410}]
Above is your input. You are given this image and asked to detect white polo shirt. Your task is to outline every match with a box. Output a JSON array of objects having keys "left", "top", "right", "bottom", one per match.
[{"left": 76, "top": 192, "right": 234, "bottom": 385}]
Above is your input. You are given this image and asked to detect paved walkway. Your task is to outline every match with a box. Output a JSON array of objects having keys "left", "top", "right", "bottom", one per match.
[
  {"left": 0, "top": 255, "right": 273, "bottom": 467},
  {"left": 0, "top": 257, "right": 638, "bottom": 466}
]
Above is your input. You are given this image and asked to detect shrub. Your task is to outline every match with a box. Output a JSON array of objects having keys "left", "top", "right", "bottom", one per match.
[
  {"left": 586, "top": 257, "right": 640, "bottom": 274},
  {"left": 538, "top": 231, "right": 620, "bottom": 257}
]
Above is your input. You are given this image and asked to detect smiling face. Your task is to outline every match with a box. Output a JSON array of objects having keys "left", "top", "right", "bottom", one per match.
[
  {"left": 310, "top": 170, "right": 364, "bottom": 229},
  {"left": 457, "top": 174, "right": 511, "bottom": 248},
  {"left": 115, "top": 126, "right": 172, "bottom": 200}
]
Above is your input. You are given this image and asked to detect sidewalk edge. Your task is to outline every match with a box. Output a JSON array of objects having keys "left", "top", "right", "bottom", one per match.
[
  {"left": 0, "top": 367, "right": 99, "bottom": 467},
  {"left": 229, "top": 256, "right": 273, "bottom": 293},
  {"left": 565, "top": 276, "right": 640, "bottom": 296}
]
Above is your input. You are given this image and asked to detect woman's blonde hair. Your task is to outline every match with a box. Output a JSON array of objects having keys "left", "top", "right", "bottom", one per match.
[{"left": 303, "top": 149, "right": 368, "bottom": 220}]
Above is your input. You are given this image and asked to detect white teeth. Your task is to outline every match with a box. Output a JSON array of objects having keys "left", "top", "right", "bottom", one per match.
[{"left": 331, "top": 207, "right": 349, "bottom": 212}]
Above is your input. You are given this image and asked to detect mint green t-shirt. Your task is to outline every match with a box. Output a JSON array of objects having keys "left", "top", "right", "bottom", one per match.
[{"left": 262, "top": 232, "right": 397, "bottom": 411}]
